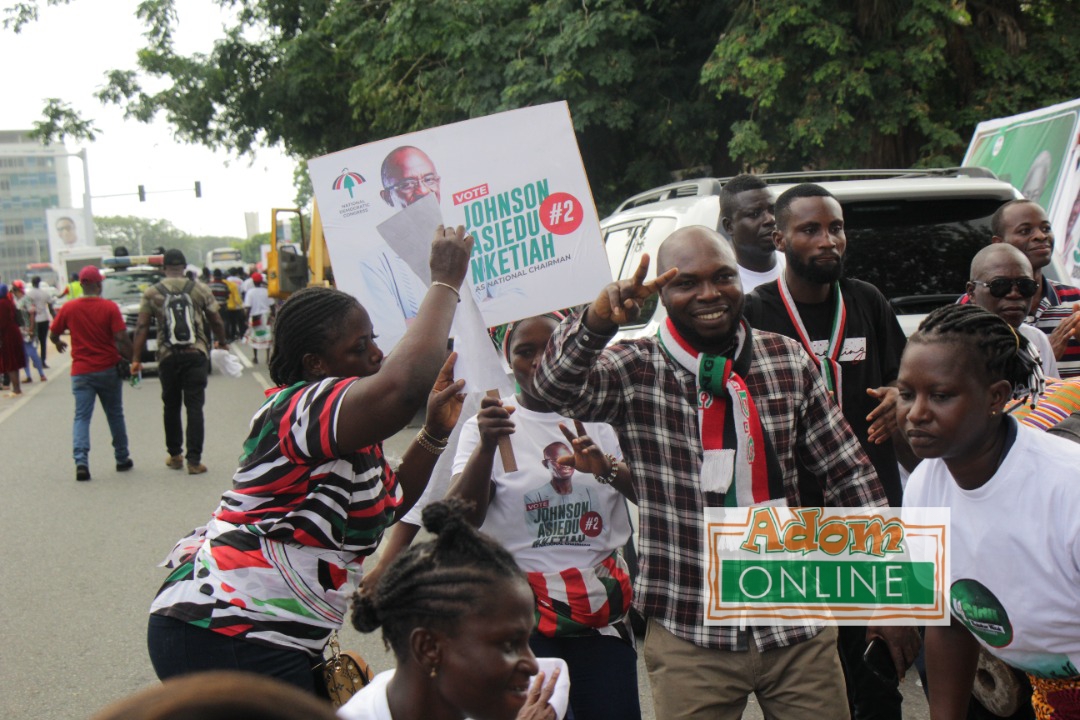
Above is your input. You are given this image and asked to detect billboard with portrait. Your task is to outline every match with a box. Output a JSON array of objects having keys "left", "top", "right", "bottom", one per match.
[
  {"left": 963, "top": 99, "right": 1080, "bottom": 281},
  {"left": 307, "top": 102, "right": 611, "bottom": 360},
  {"left": 45, "top": 208, "right": 89, "bottom": 270}
]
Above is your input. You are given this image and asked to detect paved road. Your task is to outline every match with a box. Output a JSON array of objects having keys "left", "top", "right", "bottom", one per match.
[{"left": 0, "top": 343, "right": 930, "bottom": 719}]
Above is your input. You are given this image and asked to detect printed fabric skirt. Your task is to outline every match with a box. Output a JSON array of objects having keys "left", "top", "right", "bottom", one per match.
[{"left": 247, "top": 314, "right": 273, "bottom": 351}]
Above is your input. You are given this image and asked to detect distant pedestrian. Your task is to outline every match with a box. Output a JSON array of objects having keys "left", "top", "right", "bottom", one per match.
[
  {"left": 224, "top": 267, "right": 245, "bottom": 342},
  {"left": 49, "top": 266, "right": 133, "bottom": 481},
  {"left": 243, "top": 272, "right": 272, "bottom": 364},
  {"left": 132, "top": 249, "right": 227, "bottom": 475},
  {"left": 0, "top": 283, "right": 26, "bottom": 398},
  {"left": 11, "top": 280, "right": 45, "bottom": 383},
  {"left": 26, "top": 275, "right": 54, "bottom": 366}
]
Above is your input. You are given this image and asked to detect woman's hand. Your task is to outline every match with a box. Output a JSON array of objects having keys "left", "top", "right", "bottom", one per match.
[
  {"left": 429, "top": 225, "right": 473, "bottom": 290},
  {"left": 516, "top": 668, "right": 558, "bottom": 720},
  {"left": 557, "top": 419, "right": 611, "bottom": 476},
  {"left": 476, "top": 395, "right": 516, "bottom": 451},
  {"left": 424, "top": 351, "right": 466, "bottom": 437}
]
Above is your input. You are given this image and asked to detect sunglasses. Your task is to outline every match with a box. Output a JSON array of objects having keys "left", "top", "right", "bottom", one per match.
[{"left": 971, "top": 277, "right": 1039, "bottom": 298}]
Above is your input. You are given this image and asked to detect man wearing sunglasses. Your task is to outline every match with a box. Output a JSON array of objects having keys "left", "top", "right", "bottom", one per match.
[
  {"left": 967, "top": 243, "right": 1058, "bottom": 377},
  {"left": 990, "top": 199, "right": 1080, "bottom": 378}
]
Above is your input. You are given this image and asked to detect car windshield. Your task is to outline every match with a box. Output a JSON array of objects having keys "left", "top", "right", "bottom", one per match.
[
  {"left": 842, "top": 198, "right": 1002, "bottom": 316},
  {"left": 102, "top": 271, "right": 162, "bottom": 304}
]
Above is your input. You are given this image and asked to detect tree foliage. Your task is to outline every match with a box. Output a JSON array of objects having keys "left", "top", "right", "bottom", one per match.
[
  {"left": 11, "top": 0, "right": 1080, "bottom": 211},
  {"left": 703, "top": 0, "right": 1080, "bottom": 171}
]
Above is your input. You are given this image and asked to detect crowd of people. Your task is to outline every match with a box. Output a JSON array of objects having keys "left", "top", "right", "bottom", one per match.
[{"left": 9, "top": 185, "right": 1080, "bottom": 720}]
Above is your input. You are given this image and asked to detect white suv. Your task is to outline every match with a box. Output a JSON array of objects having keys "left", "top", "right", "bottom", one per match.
[{"left": 601, "top": 168, "right": 1038, "bottom": 337}]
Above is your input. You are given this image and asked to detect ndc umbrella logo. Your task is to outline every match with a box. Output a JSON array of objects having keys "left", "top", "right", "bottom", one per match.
[{"left": 333, "top": 169, "right": 366, "bottom": 198}]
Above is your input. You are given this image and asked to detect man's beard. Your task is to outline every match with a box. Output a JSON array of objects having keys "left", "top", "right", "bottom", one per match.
[{"left": 787, "top": 250, "right": 845, "bottom": 284}]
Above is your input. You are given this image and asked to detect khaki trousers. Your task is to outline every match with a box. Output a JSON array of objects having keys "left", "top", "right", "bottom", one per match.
[{"left": 644, "top": 620, "right": 850, "bottom": 720}]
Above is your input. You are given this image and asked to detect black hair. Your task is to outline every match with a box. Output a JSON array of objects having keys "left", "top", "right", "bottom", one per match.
[
  {"left": 719, "top": 173, "right": 769, "bottom": 221},
  {"left": 268, "top": 286, "right": 361, "bottom": 387},
  {"left": 910, "top": 304, "right": 1044, "bottom": 402},
  {"left": 990, "top": 198, "right": 1040, "bottom": 239},
  {"left": 774, "top": 183, "right": 836, "bottom": 231},
  {"left": 351, "top": 498, "right": 525, "bottom": 659},
  {"left": 31, "top": 276, "right": 40, "bottom": 286}
]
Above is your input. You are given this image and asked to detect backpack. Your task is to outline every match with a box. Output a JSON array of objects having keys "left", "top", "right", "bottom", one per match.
[{"left": 156, "top": 280, "right": 197, "bottom": 347}]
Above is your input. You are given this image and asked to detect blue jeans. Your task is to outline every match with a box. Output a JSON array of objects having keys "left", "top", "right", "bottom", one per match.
[
  {"left": 71, "top": 368, "right": 129, "bottom": 466},
  {"left": 530, "top": 632, "right": 641, "bottom": 720},
  {"left": 23, "top": 338, "right": 44, "bottom": 378},
  {"left": 147, "top": 614, "right": 320, "bottom": 694}
]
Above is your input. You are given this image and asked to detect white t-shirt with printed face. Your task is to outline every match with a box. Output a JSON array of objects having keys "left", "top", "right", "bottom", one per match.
[
  {"left": 452, "top": 400, "right": 632, "bottom": 575},
  {"left": 904, "top": 422, "right": 1080, "bottom": 679}
]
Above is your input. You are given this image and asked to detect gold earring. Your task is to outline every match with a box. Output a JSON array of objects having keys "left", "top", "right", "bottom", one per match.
[{"left": 430, "top": 666, "right": 438, "bottom": 678}]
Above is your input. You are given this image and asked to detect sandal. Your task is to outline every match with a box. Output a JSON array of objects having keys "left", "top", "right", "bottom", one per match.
[{"left": 5, "top": 392, "right": 22, "bottom": 398}]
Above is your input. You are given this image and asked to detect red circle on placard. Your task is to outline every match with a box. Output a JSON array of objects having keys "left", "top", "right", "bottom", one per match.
[
  {"left": 579, "top": 511, "right": 603, "bottom": 537},
  {"left": 539, "top": 192, "right": 584, "bottom": 235}
]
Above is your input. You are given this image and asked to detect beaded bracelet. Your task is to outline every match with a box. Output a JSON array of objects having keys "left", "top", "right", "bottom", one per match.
[
  {"left": 416, "top": 425, "right": 449, "bottom": 455},
  {"left": 595, "top": 454, "right": 620, "bottom": 485}
]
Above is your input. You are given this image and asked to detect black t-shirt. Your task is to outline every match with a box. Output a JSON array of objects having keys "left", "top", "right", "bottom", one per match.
[{"left": 744, "top": 277, "right": 906, "bottom": 507}]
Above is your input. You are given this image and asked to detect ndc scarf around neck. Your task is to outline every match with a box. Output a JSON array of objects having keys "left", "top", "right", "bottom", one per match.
[{"left": 658, "top": 318, "right": 786, "bottom": 507}]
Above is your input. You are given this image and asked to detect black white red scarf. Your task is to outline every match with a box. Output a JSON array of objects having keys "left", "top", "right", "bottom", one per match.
[
  {"left": 777, "top": 276, "right": 846, "bottom": 406},
  {"left": 658, "top": 318, "right": 786, "bottom": 507}
]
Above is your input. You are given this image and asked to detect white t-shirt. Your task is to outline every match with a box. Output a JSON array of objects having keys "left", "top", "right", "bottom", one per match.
[
  {"left": 1019, "top": 322, "right": 1059, "bottom": 378},
  {"left": 904, "top": 421, "right": 1080, "bottom": 678},
  {"left": 452, "top": 400, "right": 632, "bottom": 574},
  {"left": 738, "top": 253, "right": 785, "bottom": 294},
  {"left": 244, "top": 286, "right": 273, "bottom": 317},
  {"left": 337, "top": 659, "right": 571, "bottom": 720}
]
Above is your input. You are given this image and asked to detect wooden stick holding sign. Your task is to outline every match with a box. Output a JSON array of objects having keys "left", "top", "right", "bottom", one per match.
[{"left": 486, "top": 388, "right": 518, "bottom": 471}]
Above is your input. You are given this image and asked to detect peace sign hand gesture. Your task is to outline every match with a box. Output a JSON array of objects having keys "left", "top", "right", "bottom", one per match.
[{"left": 584, "top": 254, "right": 678, "bottom": 333}]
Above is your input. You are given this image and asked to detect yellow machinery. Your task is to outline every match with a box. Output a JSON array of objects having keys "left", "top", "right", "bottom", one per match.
[{"left": 266, "top": 200, "right": 332, "bottom": 299}]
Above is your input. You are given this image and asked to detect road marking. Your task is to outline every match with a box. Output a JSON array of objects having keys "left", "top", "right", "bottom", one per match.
[
  {"left": 0, "top": 352, "right": 71, "bottom": 427},
  {"left": 251, "top": 370, "right": 272, "bottom": 391},
  {"left": 230, "top": 345, "right": 253, "bottom": 369}
]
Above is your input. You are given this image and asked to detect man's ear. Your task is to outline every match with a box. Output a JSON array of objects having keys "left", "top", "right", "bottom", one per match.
[
  {"left": 772, "top": 229, "right": 785, "bottom": 252},
  {"left": 990, "top": 236, "right": 1004, "bottom": 245},
  {"left": 720, "top": 215, "right": 733, "bottom": 236},
  {"left": 380, "top": 189, "right": 394, "bottom": 208},
  {"left": 965, "top": 281, "right": 976, "bottom": 299}
]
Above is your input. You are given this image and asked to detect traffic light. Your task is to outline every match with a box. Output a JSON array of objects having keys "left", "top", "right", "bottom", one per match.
[
  {"left": 194, "top": 181, "right": 202, "bottom": 198},
  {"left": 138, "top": 185, "right": 146, "bottom": 202}
]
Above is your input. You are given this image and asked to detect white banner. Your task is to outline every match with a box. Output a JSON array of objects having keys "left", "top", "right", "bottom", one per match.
[{"left": 307, "top": 102, "right": 611, "bottom": 367}]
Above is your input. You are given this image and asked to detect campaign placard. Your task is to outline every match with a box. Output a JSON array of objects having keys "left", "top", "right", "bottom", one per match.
[
  {"left": 307, "top": 102, "right": 610, "bottom": 356},
  {"left": 703, "top": 507, "right": 950, "bottom": 626}
]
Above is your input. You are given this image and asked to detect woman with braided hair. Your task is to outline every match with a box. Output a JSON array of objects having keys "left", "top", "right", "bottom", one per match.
[
  {"left": 340, "top": 498, "right": 565, "bottom": 720},
  {"left": 147, "top": 226, "right": 473, "bottom": 693},
  {"left": 899, "top": 304, "right": 1080, "bottom": 719}
]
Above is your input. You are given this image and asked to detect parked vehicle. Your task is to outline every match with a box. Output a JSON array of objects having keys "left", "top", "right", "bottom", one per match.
[
  {"left": 600, "top": 168, "right": 1048, "bottom": 338},
  {"left": 101, "top": 255, "right": 165, "bottom": 370}
]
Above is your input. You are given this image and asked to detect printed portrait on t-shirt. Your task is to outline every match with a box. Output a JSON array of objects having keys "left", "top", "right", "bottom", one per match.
[{"left": 522, "top": 441, "right": 602, "bottom": 548}]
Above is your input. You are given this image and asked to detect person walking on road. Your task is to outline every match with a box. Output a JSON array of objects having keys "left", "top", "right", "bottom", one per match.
[
  {"left": 131, "top": 249, "right": 227, "bottom": 475},
  {"left": 11, "top": 280, "right": 46, "bottom": 383},
  {"left": 26, "top": 275, "right": 54, "bottom": 366},
  {"left": 0, "top": 283, "right": 26, "bottom": 398},
  {"left": 243, "top": 271, "right": 273, "bottom": 365},
  {"left": 49, "top": 266, "right": 133, "bottom": 481}
]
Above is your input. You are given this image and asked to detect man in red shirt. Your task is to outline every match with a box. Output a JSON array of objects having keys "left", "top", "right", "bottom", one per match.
[{"left": 50, "top": 265, "right": 134, "bottom": 481}]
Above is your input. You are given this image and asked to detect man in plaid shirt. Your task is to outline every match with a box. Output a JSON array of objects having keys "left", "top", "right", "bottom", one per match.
[{"left": 535, "top": 226, "right": 894, "bottom": 719}]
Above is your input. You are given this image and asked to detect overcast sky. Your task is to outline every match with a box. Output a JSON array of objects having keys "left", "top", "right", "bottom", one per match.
[{"left": 0, "top": 0, "right": 300, "bottom": 238}]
